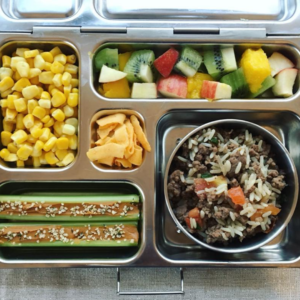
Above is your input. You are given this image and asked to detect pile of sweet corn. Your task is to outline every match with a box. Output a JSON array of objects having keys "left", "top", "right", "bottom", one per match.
[{"left": 0, "top": 46, "right": 79, "bottom": 168}]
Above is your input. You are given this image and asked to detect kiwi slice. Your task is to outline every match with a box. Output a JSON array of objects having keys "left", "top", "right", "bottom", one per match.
[
  {"left": 174, "top": 47, "right": 202, "bottom": 77},
  {"left": 94, "top": 48, "right": 119, "bottom": 71},
  {"left": 220, "top": 68, "right": 249, "bottom": 98},
  {"left": 123, "top": 50, "right": 155, "bottom": 83},
  {"left": 204, "top": 46, "right": 237, "bottom": 80},
  {"left": 248, "top": 76, "right": 276, "bottom": 98}
]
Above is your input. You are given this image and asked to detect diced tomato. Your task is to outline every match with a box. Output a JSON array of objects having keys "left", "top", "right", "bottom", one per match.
[
  {"left": 194, "top": 178, "right": 208, "bottom": 192},
  {"left": 188, "top": 207, "right": 200, "bottom": 218},
  {"left": 250, "top": 205, "right": 281, "bottom": 221},
  {"left": 228, "top": 186, "right": 246, "bottom": 205}
]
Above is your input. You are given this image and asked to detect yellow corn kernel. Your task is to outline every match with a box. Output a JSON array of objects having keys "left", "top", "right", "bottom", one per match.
[
  {"left": 11, "top": 130, "right": 28, "bottom": 144},
  {"left": 29, "top": 76, "right": 39, "bottom": 85},
  {"left": 53, "top": 121, "right": 64, "bottom": 136},
  {"left": 41, "top": 52, "right": 53, "bottom": 63},
  {"left": 1, "top": 89, "right": 12, "bottom": 99},
  {"left": 65, "top": 118, "right": 78, "bottom": 131},
  {"left": 13, "top": 98, "right": 27, "bottom": 112},
  {"left": 41, "top": 115, "right": 50, "bottom": 124},
  {"left": 55, "top": 149, "right": 68, "bottom": 160},
  {"left": 17, "top": 144, "right": 33, "bottom": 161},
  {"left": 36, "top": 86, "right": 43, "bottom": 99},
  {"left": 40, "top": 91, "right": 51, "bottom": 100},
  {"left": 12, "top": 91, "right": 22, "bottom": 98},
  {"left": 38, "top": 99, "right": 51, "bottom": 109},
  {"left": 51, "top": 91, "right": 66, "bottom": 107},
  {"left": 70, "top": 78, "right": 79, "bottom": 88},
  {"left": 5, "top": 109, "right": 17, "bottom": 121},
  {"left": 2, "top": 56, "right": 11, "bottom": 68},
  {"left": 45, "top": 151, "right": 59, "bottom": 164},
  {"left": 61, "top": 71, "right": 72, "bottom": 86},
  {"left": 67, "top": 93, "right": 78, "bottom": 107},
  {"left": 12, "top": 70, "right": 21, "bottom": 82},
  {"left": 50, "top": 88, "right": 61, "bottom": 96},
  {"left": 3, "top": 120, "right": 15, "bottom": 132},
  {"left": 54, "top": 53, "right": 66, "bottom": 65},
  {"left": 26, "top": 58, "right": 34, "bottom": 68},
  {"left": 1, "top": 131, "right": 12, "bottom": 146},
  {"left": 61, "top": 152, "right": 74, "bottom": 166},
  {"left": 34, "top": 140, "right": 44, "bottom": 152},
  {"left": 33, "top": 120, "right": 43, "bottom": 129},
  {"left": 68, "top": 135, "right": 77, "bottom": 150},
  {"left": 34, "top": 54, "right": 46, "bottom": 70},
  {"left": 4, "top": 153, "right": 18, "bottom": 162},
  {"left": 49, "top": 108, "right": 56, "bottom": 115},
  {"left": 71, "top": 88, "right": 79, "bottom": 94},
  {"left": 62, "top": 124, "right": 75, "bottom": 135},
  {"left": 28, "top": 68, "right": 41, "bottom": 79},
  {"left": 56, "top": 137, "right": 69, "bottom": 150},
  {"left": 32, "top": 106, "right": 46, "bottom": 120},
  {"left": 43, "top": 62, "right": 51, "bottom": 71},
  {"left": 32, "top": 157, "right": 40, "bottom": 167},
  {"left": 39, "top": 71, "right": 55, "bottom": 84},
  {"left": 30, "top": 127, "right": 43, "bottom": 139},
  {"left": 7, "top": 95, "right": 17, "bottom": 109},
  {"left": 63, "top": 84, "right": 72, "bottom": 99},
  {"left": 11, "top": 57, "right": 26, "bottom": 70},
  {"left": 62, "top": 105, "right": 74, "bottom": 117},
  {"left": 24, "top": 49, "right": 39, "bottom": 58},
  {"left": 16, "top": 61, "right": 30, "bottom": 78},
  {"left": 53, "top": 73, "right": 62, "bottom": 87},
  {"left": 51, "top": 61, "right": 64, "bottom": 74},
  {"left": 27, "top": 134, "right": 37, "bottom": 144},
  {"left": 27, "top": 99, "right": 38, "bottom": 114},
  {"left": 1, "top": 107, "right": 6, "bottom": 117},
  {"left": 0, "top": 77, "right": 14, "bottom": 93},
  {"left": 50, "top": 47, "right": 62, "bottom": 57},
  {"left": 16, "top": 160, "right": 25, "bottom": 167},
  {"left": 43, "top": 136, "right": 57, "bottom": 152},
  {"left": 23, "top": 114, "right": 35, "bottom": 129},
  {"left": 0, "top": 67, "right": 13, "bottom": 80},
  {"left": 16, "top": 48, "right": 30, "bottom": 57},
  {"left": 44, "top": 118, "right": 55, "bottom": 128},
  {"left": 39, "top": 128, "right": 50, "bottom": 142},
  {"left": 52, "top": 109, "right": 65, "bottom": 122},
  {"left": 7, "top": 143, "right": 18, "bottom": 154},
  {"left": 38, "top": 152, "right": 46, "bottom": 165},
  {"left": 64, "top": 64, "right": 78, "bottom": 75},
  {"left": 12, "top": 78, "right": 31, "bottom": 92},
  {"left": 16, "top": 114, "right": 25, "bottom": 130},
  {"left": 0, "top": 99, "right": 8, "bottom": 108},
  {"left": 22, "top": 85, "right": 39, "bottom": 99},
  {"left": 66, "top": 54, "right": 76, "bottom": 64},
  {"left": 0, "top": 148, "right": 10, "bottom": 160}
]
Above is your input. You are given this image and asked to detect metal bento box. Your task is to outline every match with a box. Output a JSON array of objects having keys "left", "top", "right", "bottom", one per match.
[{"left": 0, "top": 0, "right": 299, "bottom": 272}]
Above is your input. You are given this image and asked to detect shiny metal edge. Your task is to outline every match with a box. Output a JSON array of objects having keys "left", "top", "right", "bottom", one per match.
[{"left": 0, "top": 30, "right": 300, "bottom": 267}]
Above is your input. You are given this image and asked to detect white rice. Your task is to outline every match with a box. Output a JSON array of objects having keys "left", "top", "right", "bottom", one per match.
[
  {"left": 177, "top": 156, "right": 188, "bottom": 162},
  {"left": 217, "top": 133, "right": 224, "bottom": 142},
  {"left": 230, "top": 211, "right": 236, "bottom": 221},
  {"left": 201, "top": 142, "right": 212, "bottom": 148},
  {"left": 200, "top": 210, "right": 205, "bottom": 219},
  {"left": 235, "top": 162, "right": 242, "bottom": 174}
]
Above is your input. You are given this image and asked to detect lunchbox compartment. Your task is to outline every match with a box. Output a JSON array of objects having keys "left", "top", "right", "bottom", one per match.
[
  {"left": 0, "top": 40, "right": 80, "bottom": 171},
  {"left": 0, "top": 180, "right": 144, "bottom": 263},
  {"left": 89, "top": 109, "right": 147, "bottom": 172},
  {"left": 92, "top": 42, "right": 300, "bottom": 101},
  {"left": 155, "top": 110, "right": 300, "bottom": 264}
]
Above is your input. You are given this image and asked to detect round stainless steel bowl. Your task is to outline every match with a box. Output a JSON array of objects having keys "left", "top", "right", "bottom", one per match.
[{"left": 164, "top": 119, "right": 299, "bottom": 253}]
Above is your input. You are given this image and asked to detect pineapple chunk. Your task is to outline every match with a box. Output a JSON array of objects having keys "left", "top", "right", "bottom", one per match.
[{"left": 240, "top": 48, "right": 271, "bottom": 93}]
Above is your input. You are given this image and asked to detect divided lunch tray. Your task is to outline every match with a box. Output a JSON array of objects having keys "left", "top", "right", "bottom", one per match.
[{"left": 1, "top": 0, "right": 300, "bottom": 270}]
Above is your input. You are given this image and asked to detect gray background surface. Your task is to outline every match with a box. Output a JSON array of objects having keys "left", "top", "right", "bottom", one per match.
[{"left": 0, "top": 267, "right": 299, "bottom": 300}]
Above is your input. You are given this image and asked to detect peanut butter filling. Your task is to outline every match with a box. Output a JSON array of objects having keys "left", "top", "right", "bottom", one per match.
[
  {"left": 0, "top": 201, "right": 139, "bottom": 218},
  {"left": 0, "top": 224, "right": 139, "bottom": 245}
]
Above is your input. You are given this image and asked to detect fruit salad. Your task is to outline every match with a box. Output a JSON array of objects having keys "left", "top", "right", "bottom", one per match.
[{"left": 93, "top": 45, "right": 298, "bottom": 101}]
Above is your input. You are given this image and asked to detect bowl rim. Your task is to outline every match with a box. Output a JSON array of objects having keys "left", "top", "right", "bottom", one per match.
[{"left": 164, "top": 119, "right": 299, "bottom": 253}]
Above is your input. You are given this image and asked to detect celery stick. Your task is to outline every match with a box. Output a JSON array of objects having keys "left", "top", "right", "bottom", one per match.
[{"left": 0, "top": 222, "right": 138, "bottom": 247}]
